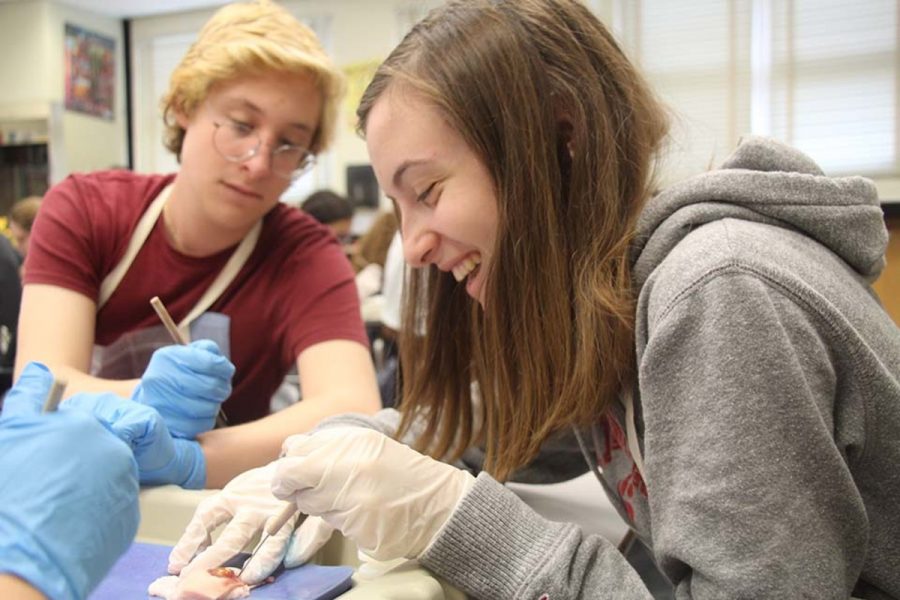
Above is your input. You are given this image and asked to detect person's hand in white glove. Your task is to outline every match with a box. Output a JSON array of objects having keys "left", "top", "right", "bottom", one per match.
[
  {"left": 167, "top": 462, "right": 303, "bottom": 585},
  {"left": 281, "top": 515, "right": 336, "bottom": 569},
  {"left": 272, "top": 427, "right": 475, "bottom": 562},
  {"left": 282, "top": 517, "right": 409, "bottom": 579}
]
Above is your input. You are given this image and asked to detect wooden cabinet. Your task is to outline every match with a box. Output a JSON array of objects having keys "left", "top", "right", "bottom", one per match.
[{"left": 872, "top": 214, "right": 900, "bottom": 326}]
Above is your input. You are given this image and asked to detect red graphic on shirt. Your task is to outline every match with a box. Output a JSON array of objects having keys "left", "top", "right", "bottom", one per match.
[
  {"left": 617, "top": 463, "right": 647, "bottom": 521},
  {"left": 599, "top": 414, "right": 624, "bottom": 464},
  {"left": 598, "top": 415, "right": 647, "bottom": 522}
]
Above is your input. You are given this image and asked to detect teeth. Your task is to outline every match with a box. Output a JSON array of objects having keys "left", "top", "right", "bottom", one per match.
[{"left": 452, "top": 254, "right": 481, "bottom": 282}]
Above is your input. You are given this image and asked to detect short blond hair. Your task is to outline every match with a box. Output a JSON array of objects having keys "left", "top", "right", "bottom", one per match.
[
  {"left": 161, "top": 0, "right": 345, "bottom": 159},
  {"left": 9, "top": 196, "right": 42, "bottom": 231}
]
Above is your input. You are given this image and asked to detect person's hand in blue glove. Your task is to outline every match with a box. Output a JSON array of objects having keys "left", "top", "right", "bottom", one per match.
[
  {"left": 65, "top": 391, "right": 208, "bottom": 489},
  {"left": 0, "top": 382, "right": 139, "bottom": 600},
  {"left": 131, "top": 339, "right": 235, "bottom": 439},
  {"left": 3, "top": 362, "right": 207, "bottom": 489},
  {"left": 0, "top": 362, "right": 55, "bottom": 421}
]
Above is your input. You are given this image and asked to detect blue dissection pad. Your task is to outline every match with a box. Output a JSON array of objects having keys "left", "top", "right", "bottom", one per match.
[{"left": 89, "top": 542, "right": 354, "bottom": 600}]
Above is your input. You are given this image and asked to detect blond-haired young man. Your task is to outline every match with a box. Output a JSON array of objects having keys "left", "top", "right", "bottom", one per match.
[{"left": 17, "top": 0, "right": 380, "bottom": 489}]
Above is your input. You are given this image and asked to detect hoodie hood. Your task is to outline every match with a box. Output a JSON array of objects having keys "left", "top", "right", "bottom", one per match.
[{"left": 631, "top": 136, "right": 887, "bottom": 289}]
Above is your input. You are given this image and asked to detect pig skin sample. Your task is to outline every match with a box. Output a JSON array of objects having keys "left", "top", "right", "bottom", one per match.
[{"left": 148, "top": 567, "right": 250, "bottom": 600}]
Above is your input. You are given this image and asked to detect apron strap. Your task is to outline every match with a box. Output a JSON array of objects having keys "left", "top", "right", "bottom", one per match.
[
  {"left": 96, "top": 182, "right": 262, "bottom": 337},
  {"left": 175, "top": 220, "right": 261, "bottom": 339},
  {"left": 97, "top": 184, "right": 172, "bottom": 309}
]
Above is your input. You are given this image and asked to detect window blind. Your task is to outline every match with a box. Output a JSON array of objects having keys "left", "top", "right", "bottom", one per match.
[
  {"left": 767, "top": 0, "right": 896, "bottom": 175},
  {"left": 608, "top": 0, "right": 897, "bottom": 181}
]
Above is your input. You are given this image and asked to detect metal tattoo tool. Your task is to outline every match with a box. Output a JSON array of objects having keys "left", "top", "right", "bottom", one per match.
[
  {"left": 150, "top": 296, "right": 229, "bottom": 428},
  {"left": 238, "top": 503, "right": 303, "bottom": 577}
]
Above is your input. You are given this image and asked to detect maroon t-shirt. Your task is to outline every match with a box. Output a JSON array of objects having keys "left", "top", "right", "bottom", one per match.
[{"left": 26, "top": 170, "right": 367, "bottom": 424}]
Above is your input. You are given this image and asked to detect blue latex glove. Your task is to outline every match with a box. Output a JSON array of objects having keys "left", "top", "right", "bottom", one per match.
[
  {"left": 0, "top": 403, "right": 139, "bottom": 600},
  {"left": 0, "top": 361, "right": 56, "bottom": 419},
  {"left": 131, "top": 339, "right": 235, "bottom": 439},
  {"left": 64, "top": 392, "right": 207, "bottom": 489},
  {"left": 3, "top": 363, "right": 207, "bottom": 489}
]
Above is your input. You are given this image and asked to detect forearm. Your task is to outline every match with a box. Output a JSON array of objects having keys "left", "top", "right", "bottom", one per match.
[
  {"left": 15, "top": 285, "right": 136, "bottom": 398},
  {"left": 14, "top": 284, "right": 99, "bottom": 383},
  {"left": 0, "top": 575, "right": 45, "bottom": 600},
  {"left": 47, "top": 365, "right": 138, "bottom": 398},
  {"left": 200, "top": 393, "right": 379, "bottom": 488},
  {"left": 421, "top": 473, "right": 650, "bottom": 599}
]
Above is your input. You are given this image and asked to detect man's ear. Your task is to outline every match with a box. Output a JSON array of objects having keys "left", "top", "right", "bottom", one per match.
[{"left": 172, "top": 105, "right": 191, "bottom": 129}]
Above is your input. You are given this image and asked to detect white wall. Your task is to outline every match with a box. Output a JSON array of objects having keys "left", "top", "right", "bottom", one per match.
[
  {"left": 0, "top": 1, "right": 53, "bottom": 112},
  {"left": 48, "top": 1, "right": 128, "bottom": 176}
]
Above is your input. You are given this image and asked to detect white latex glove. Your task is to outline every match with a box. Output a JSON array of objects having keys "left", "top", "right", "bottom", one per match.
[
  {"left": 354, "top": 551, "right": 413, "bottom": 581},
  {"left": 167, "top": 462, "right": 301, "bottom": 585},
  {"left": 283, "top": 516, "right": 410, "bottom": 579},
  {"left": 283, "top": 515, "right": 336, "bottom": 568},
  {"left": 272, "top": 427, "right": 475, "bottom": 561}
]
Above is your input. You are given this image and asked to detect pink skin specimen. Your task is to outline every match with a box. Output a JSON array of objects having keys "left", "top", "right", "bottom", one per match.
[{"left": 148, "top": 567, "right": 251, "bottom": 600}]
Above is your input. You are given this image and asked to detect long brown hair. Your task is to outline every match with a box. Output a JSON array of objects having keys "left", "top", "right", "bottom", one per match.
[{"left": 357, "top": 0, "right": 669, "bottom": 481}]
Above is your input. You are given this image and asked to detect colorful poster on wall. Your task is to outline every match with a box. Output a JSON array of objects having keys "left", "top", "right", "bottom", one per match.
[{"left": 64, "top": 24, "right": 115, "bottom": 120}]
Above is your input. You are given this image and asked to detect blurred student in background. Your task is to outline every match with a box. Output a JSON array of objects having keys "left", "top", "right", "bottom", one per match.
[
  {"left": 350, "top": 209, "right": 398, "bottom": 273},
  {"left": 300, "top": 189, "right": 355, "bottom": 243},
  {"left": 0, "top": 234, "right": 20, "bottom": 397},
  {"left": 0, "top": 195, "right": 39, "bottom": 396},
  {"left": 8, "top": 195, "right": 41, "bottom": 277}
]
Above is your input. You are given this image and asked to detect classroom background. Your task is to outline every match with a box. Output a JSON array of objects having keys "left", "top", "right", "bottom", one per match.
[{"left": 0, "top": 0, "right": 897, "bottom": 322}]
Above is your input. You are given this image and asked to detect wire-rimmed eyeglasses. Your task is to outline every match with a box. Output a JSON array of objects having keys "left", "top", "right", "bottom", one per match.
[{"left": 212, "top": 120, "right": 316, "bottom": 181}]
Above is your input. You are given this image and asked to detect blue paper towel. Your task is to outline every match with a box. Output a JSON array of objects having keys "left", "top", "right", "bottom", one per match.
[{"left": 89, "top": 542, "right": 354, "bottom": 599}]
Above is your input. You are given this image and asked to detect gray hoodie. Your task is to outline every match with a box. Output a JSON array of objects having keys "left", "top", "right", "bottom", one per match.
[{"left": 418, "top": 137, "right": 900, "bottom": 599}]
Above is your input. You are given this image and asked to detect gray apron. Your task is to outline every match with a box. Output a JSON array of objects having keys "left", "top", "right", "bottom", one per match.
[{"left": 90, "top": 183, "right": 261, "bottom": 381}]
